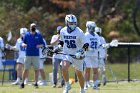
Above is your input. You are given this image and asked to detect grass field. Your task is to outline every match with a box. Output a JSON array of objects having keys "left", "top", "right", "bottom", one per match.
[
  {"left": 0, "top": 63, "right": 140, "bottom": 93},
  {"left": 1, "top": 63, "right": 140, "bottom": 81},
  {"left": 0, "top": 82, "right": 140, "bottom": 93}
]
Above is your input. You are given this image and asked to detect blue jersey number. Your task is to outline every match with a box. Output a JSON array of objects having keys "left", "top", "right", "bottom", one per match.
[
  {"left": 65, "top": 40, "right": 76, "bottom": 48},
  {"left": 91, "top": 41, "right": 97, "bottom": 49}
]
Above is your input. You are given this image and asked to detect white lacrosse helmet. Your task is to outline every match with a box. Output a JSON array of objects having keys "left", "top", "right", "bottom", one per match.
[
  {"left": 95, "top": 27, "right": 102, "bottom": 34},
  {"left": 86, "top": 21, "right": 96, "bottom": 34},
  {"left": 20, "top": 28, "right": 28, "bottom": 35},
  {"left": 65, "top": 14, "right": 77, "bottom": 31}
]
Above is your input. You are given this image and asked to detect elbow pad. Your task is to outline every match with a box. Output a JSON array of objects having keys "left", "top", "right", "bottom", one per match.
[
  {"left": 82, "top": 43, "right": 89, "bottom": 51},
  {"left": 59, "top": 41, "right": 64, "bottom": 47}
]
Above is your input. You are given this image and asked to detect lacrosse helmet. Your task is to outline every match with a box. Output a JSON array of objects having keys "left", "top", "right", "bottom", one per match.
[
  {"left": 20, "top": 28, "right": 28, "bottom": 37},
  {"left": 86, "top": 21, "right": 96, "bottom": 34},
  {"left": 65, "top": 14, "right": 77, "bottom": 31},
  {"left": 95, "top": 27, "right": 102, "bottom": 35}
]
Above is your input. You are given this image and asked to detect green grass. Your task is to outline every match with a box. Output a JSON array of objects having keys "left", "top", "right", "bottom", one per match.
[
  {"left": 1, "top": 63, "right": 140, "bottom": 93},
  {"left": 0, "top": 82, "right": 140, "bottom": 93},
  {"left": 1, "top": 63, "right": 140, "bottom": 81}
]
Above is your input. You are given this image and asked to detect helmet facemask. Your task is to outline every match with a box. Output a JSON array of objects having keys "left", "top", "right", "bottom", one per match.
[
  {"left": 67, "top": 22, "right": 77, "bottom": 31},
  {"left": 87, "top": 26, "right": 95, "bottom": 34}
]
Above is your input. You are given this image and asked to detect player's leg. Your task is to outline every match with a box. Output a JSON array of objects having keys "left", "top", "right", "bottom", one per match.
[
  {"left": 84, "top": 68, "right": 91, "bottom": 89},
  {"left": 62, "top": 60, "right": 71, "bottom": 93},
  {"left": 38, "top": 59, "right": 47, "bottom": 86},
  {"left": 60, "top": 61, "right": 65, "bottom": 87},
  {"left": 33, "top": 56, "right": 40, "bottom": 88},
  {"left": 75, "top": 69, "right": 85, "bottom": 93},
  {"left": 52, "top": 58, "right": 60, "bottom": 87},
  {"left": 99, "top": 58, "right": 106, "bottom": 85},
  {"left": 12, "top": 63, "right": 23, "bottom": 85},
  {"left": 72, "top": 59, "right": 85, "bottom": 93},
  {"left": 84, "top": 56, "right": 92, "bottom": 90},
  {"left": 91, "top": 57, "right": 100, "bottom": 89},
  {"left": 20, "top": 56, "right": 31, "bottom": 88}
]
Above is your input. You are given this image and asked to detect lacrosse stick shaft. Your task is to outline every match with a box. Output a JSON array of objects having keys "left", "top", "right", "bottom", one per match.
[{"left": 107, "top": 63, "right": 118, "bottom": 83}]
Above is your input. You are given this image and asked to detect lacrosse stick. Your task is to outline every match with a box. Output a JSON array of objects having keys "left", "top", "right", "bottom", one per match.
[
  {"left": 101, "top": 39, "right": 119, "bottom": 49},
  {"left": 106, "top": 62, "right": 118, "bottom": 84},
  {"left": 2, "top": 31, "right": 12, "bottom": 85},
  {"left": 42, "top": 47, "right": 85, "bottom": 60}
]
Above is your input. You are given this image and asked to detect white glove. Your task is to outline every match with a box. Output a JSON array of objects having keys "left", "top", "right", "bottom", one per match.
[
  {"left": 75, "top": 49, "right": 85, "bottom": 60},
  {"left": 5, "top": 44, "right": 12, "bottom": 50}
]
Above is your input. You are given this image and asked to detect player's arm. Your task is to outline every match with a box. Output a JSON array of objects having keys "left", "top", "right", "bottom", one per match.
[
  {"left": 0, "top": 38, "right": 4, "bottom": 51},
  {"left": 50, "top": 35, "right": 60, "bottom": 46}
]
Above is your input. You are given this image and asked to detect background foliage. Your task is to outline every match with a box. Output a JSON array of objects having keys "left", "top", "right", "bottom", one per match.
[{"left": 0, "top": 0, "right": 140, "bottom": 63}]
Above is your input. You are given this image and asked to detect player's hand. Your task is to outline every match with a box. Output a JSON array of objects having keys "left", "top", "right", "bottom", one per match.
[
  {"left": 53, "top": 45, "right": 62, "bottom": 53},
  {"left": 74, "top": 49, "right": 85, "bottom": 60},
  {"left": 36, "top": 45, "right": 43, "bottom": 48},
  {"left": 22, "top": 43, "right": 27, "bottom": 48},
  {"left": 5, "top": 44, "right": 12, "bottom": 50}
]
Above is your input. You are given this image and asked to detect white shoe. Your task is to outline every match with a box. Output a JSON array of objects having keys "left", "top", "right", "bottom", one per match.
[
  {"left": 24, "top": 80, "right": 28, "bottom": 85},
  {"left": 37, "top": 80, "right": 42, "bottom": 84},
  {"left": 93, "top": 85, "right": 100, "bottom": 90},
  {"left": 84, "top": 84, "right": 88, "bottom": 90},
  {"left": 80, "top": 90, "right": 85, "bottom": 93},
  {"left": 11, "top": 81, "right": 20, "bottom": 85},
  {"left": 63, "top": 84, "right": 71, "bottom": 93},
  {"left": 38, "top": 82, "right": 47, "bottom": 86},
  {"left": 92, "top": 80, "right": 100, "bottom": 90}
]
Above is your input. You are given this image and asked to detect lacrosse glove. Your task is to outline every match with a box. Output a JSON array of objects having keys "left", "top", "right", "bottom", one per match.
[
  {"left": 53, "top": 45, "right": 63, "bottom": 53},
  {"left": 74, "top": 49, "right": 85, "bottom": 60}
]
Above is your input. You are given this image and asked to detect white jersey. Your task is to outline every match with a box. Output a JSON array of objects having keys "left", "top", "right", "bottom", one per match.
[
  {"left": 15, "top": 38, "right": 26, "bottom": 58},
  {"left": 98, "top": 36, "right": 107, "bottom": 58},
  {"left": 85, "top": 32, "right": 101, "bottom": 57},
  {"left": 50, "top": 35, "right": 62, "bottom": 59},
  {"left": 0, "top": 37, "right": 4, "bottom": 57},
  {"left": 39, "top": 39, "right": 47, "bottom": 58},
  {"left": 60, "top": 27, "right": 87, "bottom": 55}
]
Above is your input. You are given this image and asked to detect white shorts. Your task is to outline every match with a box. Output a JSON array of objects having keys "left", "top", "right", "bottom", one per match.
[
  {"left": 62, "top": 55, "right": 84, "bottom": 71},
  {"left": 16, "top": 57, "right": 25, "bottom": 64},
  {"left": 84, "top": 56, "right": 99, "bottom": 68},
  {"left": 39, "top": 59, "right": 45, "bottom": 69}
]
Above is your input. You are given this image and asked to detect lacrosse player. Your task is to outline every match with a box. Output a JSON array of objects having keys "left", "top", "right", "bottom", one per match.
[
  {"left": 50, "top": 26, "right": 65, "bottom": 88},
  {"left": 84, "top": 21, "right": 101, "bottom": 90},
  {"left": 38, "top": 34, "right": 47, "bottom": 86},
  {"left": 60, "top": 14, "right": 89, "bottom": 93},
  {"left": 0, "top": 37, "right": 4, "bottom": 69},
  {"left": 95, "top": 27, "right": 107, "bottom": 86},
  {"left": 20, "top": 23, "right": 45, "bottom": 88},
  {"left": 9, "top": 28, "right": 28, "bottom": 85}
]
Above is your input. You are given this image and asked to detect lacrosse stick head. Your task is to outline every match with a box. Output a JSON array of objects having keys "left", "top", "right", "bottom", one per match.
[
  {"left": 42, "top": 47, "right": 53, "bottom": 55},
  {"left": 109, "top": 39, "right": 118, "bottom": 47}
]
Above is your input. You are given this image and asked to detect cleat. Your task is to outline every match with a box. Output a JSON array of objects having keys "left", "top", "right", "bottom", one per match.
[
  {"left": 52, "top": 84, "right": 56, "bottom": 88},
  {"left": 93, "top": 86, "right": 100, "bottom": 90},
  {"left": 11, "top": 81, "right": 20, "bottom": 85},
  {"left": 38, "top": 82, "right": 47, "bottom": 86},
  {"left": 20, "top": 83, "right": 24, "bottom": 89},
  {"left": 63, "top": 84, "right": 71, "bottom": 93},
  {"left": 34, "top": 83, "right": 39, "bottom": 88},
  {"left": 84, "top": 84, "right": 88, "bottom": 90},
  {"left": 80, "top": 90, "right": 85, "bottom": 93}
]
